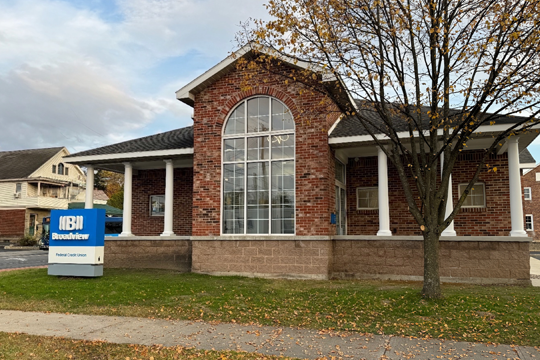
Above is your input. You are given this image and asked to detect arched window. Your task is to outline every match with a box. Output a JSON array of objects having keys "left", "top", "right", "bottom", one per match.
[
  {"left": 222, "top": 97, "right": 295, "bottom": 234},
  {"left": 58, "top": 163, "right": 64, "bottom": 175}
]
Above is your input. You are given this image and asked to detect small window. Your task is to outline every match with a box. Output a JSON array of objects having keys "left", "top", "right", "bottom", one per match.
[
  {"left": 526, "top": 215, "right": 534, "bottom": 231},
  {"left": 536, "top": 173, "right": 540, "bottom": 182},
  {"left": 458, "top": 183, "right": 486, "bottom": 208},
  {"left": 65, "top": 167, "right": 69, "bottom": 176},
  {"left": 357, "top": 187, "right": 378, "bottom": 210},
  {"left": 335, "top": 159, "right": 345, "bottom": 184},
  {"left": 150, "top": 195, "right": 165, "bottom": 216},
  {"left": 524, "top": 187, "right": 532, "bottom": 200},
  {"left": 58, "top": 163, "right": 64, "bottom": 175},
  {"left": 15, "top": 183, "right": 21, "bottom": 193},
  {"left": 52, "top": 165, "right": 56, "bottom": 174}
]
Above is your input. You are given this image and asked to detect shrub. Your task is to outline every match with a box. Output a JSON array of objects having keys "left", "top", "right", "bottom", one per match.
[{"left": 18, "top": 234, "right": 37, "bottom": 247}]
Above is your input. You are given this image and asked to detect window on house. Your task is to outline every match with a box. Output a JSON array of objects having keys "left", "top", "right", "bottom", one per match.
[
  {"left": 536, "top": 173, "right": 540, "bottom": 181},
  {"left": 52, "top": 165, "right": 56, "bottom": 174},
  {"left": 65, "top": 167, "right": 69, "bottom": 176},
  {"left": 150, "top": 195, "right": 165, "bottom": 216},
  {"left": 58, "top": 163, "right": 64, "bottom": 175},
  {"left": 335, "top": 159, "right": 345, "bottom": 184},
  {"left": 524, "top": 187, "right": 532, "bottom": 200},
  {"left": 526, "top": 214, "right": 534, "bottom": 231},
  {"left": 458, "top": 183, "right": 486, "bottom": 208},
  {"left": 222, "top": 96, "right": 295, "bottom": 234},
  {"left": 357, "top": 187, "right": 378, "bottom": 210},
  {"left": 15, "top": 183, "right": 21, "bottom": 193}
]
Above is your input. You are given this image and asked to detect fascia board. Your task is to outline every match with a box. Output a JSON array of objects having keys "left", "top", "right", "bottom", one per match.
[
  {"left": 520, "top": 163, "right": 537, "bottom": 169},
  {"left": 329, "top": 123, "right": 540, "bottom": 145},
  {"left": 63, "top": 148, "right": 194, "bottom": 164}
]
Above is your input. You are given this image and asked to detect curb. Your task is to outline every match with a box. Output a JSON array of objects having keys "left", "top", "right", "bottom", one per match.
[
  {"left": 3, "top": 246, "right": 40, "bottom": 250},
  {"left": 0, "top": 266, "right": 47, "bottom": 273}
]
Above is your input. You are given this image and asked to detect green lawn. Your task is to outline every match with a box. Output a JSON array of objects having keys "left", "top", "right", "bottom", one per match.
[
  {"left": 1, "top": 269, "right": 540, "bottom": 346},
  {"left": 0, "top": 332, "right": 296, "bottom": 360}
]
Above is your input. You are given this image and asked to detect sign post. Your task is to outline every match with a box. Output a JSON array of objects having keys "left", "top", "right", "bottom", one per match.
[{"left": 48, "top": 209, "right": 105, "bottom": 277}]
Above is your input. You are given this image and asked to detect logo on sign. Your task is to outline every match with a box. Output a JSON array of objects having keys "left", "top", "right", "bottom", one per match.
[
  {"left": 52, "top": 215, "right": 89, "bottom": 240},
  {"left": 59, "top": 216, "right": 84, "bottom": 231}
]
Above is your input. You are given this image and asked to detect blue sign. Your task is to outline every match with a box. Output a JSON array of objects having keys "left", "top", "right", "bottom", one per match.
[{"left": 48, "top": 209, "right": 105, "bottom": 276}]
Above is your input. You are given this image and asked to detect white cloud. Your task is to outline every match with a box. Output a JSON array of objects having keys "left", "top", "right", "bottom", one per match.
[{"left": 0, "top": 0, "right": 269, "bottom": 152}]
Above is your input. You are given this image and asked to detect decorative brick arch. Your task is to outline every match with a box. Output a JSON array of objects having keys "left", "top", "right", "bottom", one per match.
[{"left": 219, "top": 86, "right": 300, "bottom": 128}]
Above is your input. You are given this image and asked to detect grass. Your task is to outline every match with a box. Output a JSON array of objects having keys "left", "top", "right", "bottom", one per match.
[
  {"left": 0, "top": 332, "right": 297, "bottom": 360},
  {"left": 1, "top": 268, "right": 540, "bottom": 346}
]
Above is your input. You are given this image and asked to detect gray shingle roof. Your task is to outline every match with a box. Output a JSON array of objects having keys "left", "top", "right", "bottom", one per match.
[
  {"left": 65, "top": 126, "right": 193, "bottom": 158},
  {"left": 0, "top": 147, "right": 63, "bottom": 180},
  {"left": 520, "top": 149, "right": 536, "bottom": 164},
  {"left": 330, "top": 101, "right": 532, "bottom": 138}
]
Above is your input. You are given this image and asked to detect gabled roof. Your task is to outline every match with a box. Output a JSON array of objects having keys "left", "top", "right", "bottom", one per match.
[
  {"left": 520, "top": 149, "right": 536, "bottom": 166},
  {"left": 93, "top": 189, "right": 109, "bottom": 201},
  {"left": 330, "top": 101, "right": 534, "bottom": 138},
  {"left": 0, "top": 147, "right": 64, "bottom": 180},
  {"left": 176, "top": 43, "right": 334, "bottom": 107},
  {"left": 65, "top": 126, "right": 193, "bottom": 159}
]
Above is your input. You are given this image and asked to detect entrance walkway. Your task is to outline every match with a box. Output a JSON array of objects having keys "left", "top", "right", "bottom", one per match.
[
  {"left": 0, "top": 310, "right": 538, "bottom": 359},
  {"left": 531, "top": 257, "right": 540, "bottom": 287}
]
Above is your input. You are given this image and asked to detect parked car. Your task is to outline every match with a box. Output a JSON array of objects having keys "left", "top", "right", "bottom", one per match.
[{"left": 38, "top": 216, "right": 123, "bottom": 250}]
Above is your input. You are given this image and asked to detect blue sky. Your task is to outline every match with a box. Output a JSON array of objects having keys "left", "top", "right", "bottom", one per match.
[
  {"left": 0, "top": 0, "right": 268, "bottom": 154},
  {"left": 1, "top": 0, "right": 540, "bottom": 163}
]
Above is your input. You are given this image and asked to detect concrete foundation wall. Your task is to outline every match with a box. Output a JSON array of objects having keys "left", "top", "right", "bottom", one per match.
[
  {"left": 103, "top": 237, "right": 531, "bottom": 285},
  {"left": 104, "top": 239, "right": 191, "bottom": 272}
]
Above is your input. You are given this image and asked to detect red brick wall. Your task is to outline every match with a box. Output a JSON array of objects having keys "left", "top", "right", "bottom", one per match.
[
  {"left": 522, "top": 165, "right": 540, "bottom": 240},
  {"left": 347, "top": 152, "right": 511, "bottom": 236},
  {"left": 0, "top": 209, "right": 25, "bottom": 238},
  {"left": 131, "top": 168, "right": 193, "bottom": 236},
  {"left": 191, "top": 62, "right": 340, "bottom": 236}
]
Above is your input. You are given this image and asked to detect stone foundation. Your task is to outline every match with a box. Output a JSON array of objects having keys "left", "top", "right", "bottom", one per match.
[
  {"left": 103, "top": 236, "right": 531, "bottom": 285},
  {"left": 332, "top": 237, "right": 531, "bottom": 285},
  {"left": 104, "top": 238, "right": 191, "bottom": 272}
]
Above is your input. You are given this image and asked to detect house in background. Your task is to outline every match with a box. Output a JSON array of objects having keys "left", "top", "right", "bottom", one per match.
[
  {"left": 0, "top": 147, "right": 86, "bottom": 241},
  {"left": 521, "top": 152, "right": 540, "bottom": 241},
  {"left": 64, "top": 44, "right": 538, "bottom": 284}
]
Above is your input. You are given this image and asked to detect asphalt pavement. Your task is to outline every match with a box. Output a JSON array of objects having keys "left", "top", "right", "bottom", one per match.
[{"left": 0, "top": 249, "right": 48, "bottom": 270}]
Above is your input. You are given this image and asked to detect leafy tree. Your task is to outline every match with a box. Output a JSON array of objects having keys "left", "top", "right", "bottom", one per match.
[
  {"left": 242, "top": 0, "right": 540, "bottom": 298},
  {"left": 107, "top": 187, "right": 124, "bottom": 210}
]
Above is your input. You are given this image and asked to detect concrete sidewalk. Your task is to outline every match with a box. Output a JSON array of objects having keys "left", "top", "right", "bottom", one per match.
[
  {"left": 1, "top": 310, "right": 539, "bottom": 359},
  {"left": 531, "top": 257, "right": 540, "bottom": 287}
]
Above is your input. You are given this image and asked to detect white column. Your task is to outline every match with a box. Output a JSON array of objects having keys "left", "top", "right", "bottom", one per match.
[
  {"left": 161, "top": 159, "right": 176, "bottom": 236},
  {"left": 440, "top": 154, "right": 456, "bottom": 236},
  {"left": 119, "top": 162, "right": 134, "bottom": 237},
  {"left": 377, "top": 147, "right": 392, "bottom": 236},
  {"left": 84, "top": 165, "right": 94, "bottom": 209},
  {"left": 508, "top": 137, "right": 527, "bottom": 237}
]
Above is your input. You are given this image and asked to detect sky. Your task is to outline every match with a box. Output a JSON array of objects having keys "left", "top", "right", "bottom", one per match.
[
  {"left": 0, "top": 0, "right": 268, "bottom": 154},
  {"left": 1, "top": 0, "right": 540, "bottom": 162}
]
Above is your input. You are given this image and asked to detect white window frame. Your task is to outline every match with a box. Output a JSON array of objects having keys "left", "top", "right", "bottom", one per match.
[
  {"left": 221, "top": 96, "right": 296, "bottom": 235},
  {"left": 526, "top": 214, "right": 534, "bottom": 231},
  {"left": 524, "top": 187, "right": 532, "bottom": 200},
  {"left": 356, "top": 187, "right": 378, "bottom": 210},
  {"left": 150, "top": 195, "right": 165, "bottom": 216},
  {"left": 536, "top": 173, "right": 540, "bottom": 182},
  {"left": 458, "top": 182, "right": 486, "bottom": 208}
]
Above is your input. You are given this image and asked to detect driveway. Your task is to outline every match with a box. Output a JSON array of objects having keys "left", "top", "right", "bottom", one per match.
[{"left": 0, "top": 249, "right": 48, "bottom": 270}]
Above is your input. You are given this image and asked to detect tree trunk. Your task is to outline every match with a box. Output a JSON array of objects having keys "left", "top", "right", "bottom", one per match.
[{"left": 422, "top": 230, "right": 442, "bottom": 298}]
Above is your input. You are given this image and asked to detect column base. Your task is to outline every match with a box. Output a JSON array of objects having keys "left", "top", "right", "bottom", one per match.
[
  {"left": 377, "top": 230, "right": 392, "bottom": 236},
  {"left": 510, "top": 230, "right": 528, "bottom": 237},
  {"left": 160, "top": 231, "right": 176, "bottom": 237},
  {"left": 441, "top": 229, "right": 457, "bottom": 236},
  {"left": 119, "top": 232, "right": 134, "bottom": 237}
]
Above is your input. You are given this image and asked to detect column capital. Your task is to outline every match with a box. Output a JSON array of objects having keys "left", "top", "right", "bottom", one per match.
[
  {"left": 123, "top": 162, "right": 132, "bottom": 167},
  {"left": 163, "top": 159, "right": 173, "bottom": 165},
  {"left": 507, "top": 136, "right": 520, "bottom": 144}
]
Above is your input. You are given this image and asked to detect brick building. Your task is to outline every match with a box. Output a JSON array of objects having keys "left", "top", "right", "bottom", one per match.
[
  {"left": 64, "top": 44, "right": 537, "bottom": 284},
  {"left": 521, "top": 157, "right": 540, "bottom": 241}
]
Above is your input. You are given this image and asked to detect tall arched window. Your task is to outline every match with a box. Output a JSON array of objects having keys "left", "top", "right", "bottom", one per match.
[
  {"left": 58, "top": 163, "right": 64, "bottom": 175},
  {"left": 222, "top": 97, "right": 295, "bottom": 234}
]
